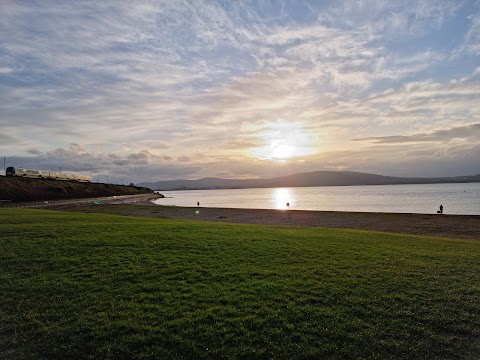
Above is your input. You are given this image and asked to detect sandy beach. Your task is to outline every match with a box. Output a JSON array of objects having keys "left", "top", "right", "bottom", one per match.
[{"left": 53, "top": 201, "right": 480, "bottom": 241}]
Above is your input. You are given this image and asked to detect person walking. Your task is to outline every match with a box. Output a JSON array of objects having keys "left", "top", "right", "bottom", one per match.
[{"left": 439, "top": 204, "right": 443, "bottom": 214}]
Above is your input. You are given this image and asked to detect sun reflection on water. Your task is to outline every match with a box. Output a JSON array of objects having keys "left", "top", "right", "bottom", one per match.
[{"left": 273, "top": 188, "right": 294, "bottom": 210}]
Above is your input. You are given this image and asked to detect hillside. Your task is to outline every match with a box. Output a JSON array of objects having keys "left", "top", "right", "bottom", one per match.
[
  {"left": 139, "top": 170, "right": 480, "bottom": 190},
  {"left": 0, "top": 176, "right": 154, "bottom": 202}
]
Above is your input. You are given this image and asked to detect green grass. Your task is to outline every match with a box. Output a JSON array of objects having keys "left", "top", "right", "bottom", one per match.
[{"left": 1, "top": 209, "right": 479, "bottom": 359}]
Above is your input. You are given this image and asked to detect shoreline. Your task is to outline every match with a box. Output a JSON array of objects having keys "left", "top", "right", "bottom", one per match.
[{"left": 51, "top": 201, "right": 480, "bottom": 241}]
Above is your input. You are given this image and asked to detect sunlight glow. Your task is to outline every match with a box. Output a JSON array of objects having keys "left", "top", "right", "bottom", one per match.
[
  {"left": 271, "top": 143, "right": 296, "bottom": 159},
  {"left": 272, "top": 188, "right": 294, "bottom": 210},
  {"left": 251, "top": 119, "right": 318, "bottom": 162}
]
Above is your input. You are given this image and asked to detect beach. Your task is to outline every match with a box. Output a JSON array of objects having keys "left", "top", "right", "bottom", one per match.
[{"left": 53, "top": 201, "right": 480, "bottom": 241}]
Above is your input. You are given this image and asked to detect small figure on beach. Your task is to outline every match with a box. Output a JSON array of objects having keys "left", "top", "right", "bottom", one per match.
[
  {"left": 439, "top": 204, "right": 443, "bottom": 214},
  {"left": 197, "top": 201, "right": 200, "bottom": 207}
]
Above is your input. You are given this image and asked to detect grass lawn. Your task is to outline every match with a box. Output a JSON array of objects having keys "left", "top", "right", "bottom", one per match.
[{"left": 1, "top": 208, "right": 479, "bottom": 359}]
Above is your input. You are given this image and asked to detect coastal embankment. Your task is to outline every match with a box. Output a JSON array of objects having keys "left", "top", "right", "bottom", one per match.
[
  {"left": 0, "top": 175, "right": 156, "bottom": 202},
  {"left": 52, "top": 202, "right": 480, "bottom": 241}
]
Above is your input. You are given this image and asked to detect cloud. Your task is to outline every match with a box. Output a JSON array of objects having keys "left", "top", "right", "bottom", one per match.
[
  {"left": 5, "top": 143, "right": 201, "bottom": 183},
  {"left": 0, "top": 66, "right": 13, "bottom": 74},
  {"left": 316, "top": 68, "right": 480, "bottom": 133},
  {"left": 453, "top": 9, "right": 480, "bottom": 56},
  {"left": 1, "top": 1, "right": 479, "bottom": 181},
  {"left": 353, "top": 124, "right": 480, "bottom": 143},
  {"left": 27, "top": 149, "right": 43, "bottom": 155},
  {"left": 0, "top": 133, "right": 18, "bottom": 145},
  {"left": 318, "top": 0, "right": 462, "bottom": 36}
]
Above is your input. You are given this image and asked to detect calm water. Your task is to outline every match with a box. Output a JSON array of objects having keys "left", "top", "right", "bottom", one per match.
[{"left": 153, "top": 183, "right": 480, "bottom": 215}]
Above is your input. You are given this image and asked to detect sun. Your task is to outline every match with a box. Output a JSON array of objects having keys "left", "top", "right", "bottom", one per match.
[
  {"left": 250, "top": 119, "right": 318, "bottom": 162},
  {"left": 269, "top": 142, "right": 296, "bottom": 161}
]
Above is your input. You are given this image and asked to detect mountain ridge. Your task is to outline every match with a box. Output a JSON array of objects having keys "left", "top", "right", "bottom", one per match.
[{"left": 138, "top": 171, "right": 480, "bottom": 191}]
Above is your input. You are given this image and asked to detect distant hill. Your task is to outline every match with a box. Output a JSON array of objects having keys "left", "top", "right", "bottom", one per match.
[
  {"left": 138, "top": 171, "right": 480, "bottom": 191},
  {"left": 0, "top": 176, "right": 154, "bottom": 202}
]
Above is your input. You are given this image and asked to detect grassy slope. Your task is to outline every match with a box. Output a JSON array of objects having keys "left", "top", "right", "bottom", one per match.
[
  {"left": 0, "top": 176, "right": 153, "bottom": 202},
  {"left": 0, "top": 209, "right": 479, "bottom": 360}
]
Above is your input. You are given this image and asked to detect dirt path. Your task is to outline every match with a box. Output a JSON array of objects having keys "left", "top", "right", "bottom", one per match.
[{"left": 50, "top": 202, "right": 480, "bottom": 241}]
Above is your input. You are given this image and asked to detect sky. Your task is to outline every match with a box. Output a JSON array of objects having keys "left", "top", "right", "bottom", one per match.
[{"left": 1, "top": 0, "right": 479, "bottom": 184}]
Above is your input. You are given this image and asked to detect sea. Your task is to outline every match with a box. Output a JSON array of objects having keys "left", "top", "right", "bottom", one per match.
[{"left": 152, "top": 183, "right": 480, "bottom": 215}]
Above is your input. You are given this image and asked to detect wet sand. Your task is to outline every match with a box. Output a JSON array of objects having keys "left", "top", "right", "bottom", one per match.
[{"left": 53, "top": 201, "right": 480, "bottom": 241}]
